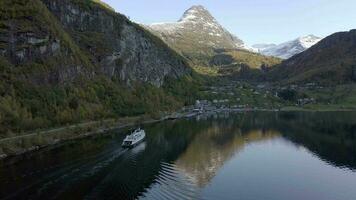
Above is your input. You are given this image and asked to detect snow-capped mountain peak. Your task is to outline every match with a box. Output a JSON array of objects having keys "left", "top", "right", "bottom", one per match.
[
  {"left": 179, "top": 5, "right": 215, "bottom": 23},
  {"left": 298, "top": 35, "right": 322, "bottom": 49},
  {"left": 146, "top": 5, "right": 246, "bottom": 51},
  {"left": 254, "top": 35, "right": 322, "bottom": 59}
]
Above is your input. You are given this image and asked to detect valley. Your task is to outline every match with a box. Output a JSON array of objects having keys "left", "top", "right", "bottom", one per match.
[
  {"left": 1, "top": 0, "right": 356, "bottom": 159},
  {"left": 145, "top": 5, "right": 356, "bottom": 113},
  {"left": 1, "top": 1, "right": 356, "bottom": 199}
]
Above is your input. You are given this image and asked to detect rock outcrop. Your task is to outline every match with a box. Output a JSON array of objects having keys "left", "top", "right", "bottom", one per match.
[
  {"left": 0, "top": 0, "right": 94, "bottom": 84},
  {"left": 0, "top": 0, "right": 195, "bottom": 133},
  {"left": 0, "top": 0, "right": 191, "bottom": 87}
]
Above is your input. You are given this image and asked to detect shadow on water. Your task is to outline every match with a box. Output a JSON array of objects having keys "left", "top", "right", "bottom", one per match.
[
  {"left": 250, "top": 111, "right": 356, "bottom": 170},
  {"left": 0, "top": 112, "right": 356, "bottom": 199}
]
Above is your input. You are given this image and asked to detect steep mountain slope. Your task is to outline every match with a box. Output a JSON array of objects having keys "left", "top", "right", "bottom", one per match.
[
  {"left": 146, "top": 5, "right": 247, "bottom": 65},
  {"left": 0, "top": 0, "right": 195, "bottom": 133},
  {"left": 268, "top": 30, "right": 356, "bottom": 84},
  {"left": 254, "top": 35, "right": 321, "bottom": 59},
  {"left": 45, "top": 0, "right": 192, "bottom": 87},
  {"left": 0, "top": 0, "right": 94, "bottom": 84}
]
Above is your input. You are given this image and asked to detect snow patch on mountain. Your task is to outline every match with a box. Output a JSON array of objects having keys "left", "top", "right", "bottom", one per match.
[
  {"left": 252, "top": 44, "right": 277, "bottom": 51},
  {"left": 299, "top": 35, "right": 322, "bottom": 49},
  {"left": 254, "top": 35, "right": 322, "bottom": 59},
  {"left": 146, "top": 5, "right": 247, "bottom": 50}
]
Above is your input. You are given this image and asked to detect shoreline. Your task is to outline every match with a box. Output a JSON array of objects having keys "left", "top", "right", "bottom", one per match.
[
  {"left": 0, "top": 111, "right": 199, "bottom": 161},
  {"left": 1, "top": 108, "right": 356, "bottom": 161}
]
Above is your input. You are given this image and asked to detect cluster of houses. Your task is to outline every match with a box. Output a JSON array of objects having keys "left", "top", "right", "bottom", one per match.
[
  {"left": 297, "top": 98, "right": 316, "bottom": 106},
  {"left": 187, "top": 82, "right": 323, "bottom": 115},
  {"left": 192, "top": 99, "right": 250, "bottom": 113},
  {"left": 193, "top": 100, "right": 216, "bottom": 113}
]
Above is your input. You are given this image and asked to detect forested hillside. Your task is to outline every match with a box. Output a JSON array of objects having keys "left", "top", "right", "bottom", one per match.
[{"left": 0, "top": 0, "right": 199, "bottom": 134}]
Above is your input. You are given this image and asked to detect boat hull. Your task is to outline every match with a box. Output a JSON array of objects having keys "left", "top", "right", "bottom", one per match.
[{"left": 122, "top": 137, "right": 144, "bottom": 148}]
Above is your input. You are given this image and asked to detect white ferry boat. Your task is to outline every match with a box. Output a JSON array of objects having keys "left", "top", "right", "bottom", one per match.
[{"left": 122, "top": 128, "right": 146, "bottom": 148}]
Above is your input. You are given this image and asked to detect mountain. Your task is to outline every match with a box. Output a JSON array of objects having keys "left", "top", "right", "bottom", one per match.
[
  {"left": 0, "top": 0, "right": 196, "bottom": 133},
  {"left": 1, "top": 0, "right": 191, "bottom": 87},
  {"left": 252, "top": 44, "right": 277, "bottom": 52},
  {"left": 146, "top": 5, "right": 248, "bottom": 65},
  {"left": 268, "top": 30, "right": 356, "bottom": 84},
  {"left": 254, "top": 35, "right": 322, "bottom": 59}
]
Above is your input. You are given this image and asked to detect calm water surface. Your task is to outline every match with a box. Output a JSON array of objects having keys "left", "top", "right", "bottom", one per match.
[{"left": 1, "top": 112, "right": 356, "bottom": 200}]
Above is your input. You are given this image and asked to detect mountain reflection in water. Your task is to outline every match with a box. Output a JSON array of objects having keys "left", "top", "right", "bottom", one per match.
[
  {"left": 1, "top": 112, "right": 356, "bottom": 200},
  {"left": 175, "top": 128, "right": 279, "bottom": 187}
]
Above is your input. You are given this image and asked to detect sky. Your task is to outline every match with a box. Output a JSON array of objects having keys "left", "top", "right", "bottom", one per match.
[{"left": 101, "top": 0, "right": 356, "bottom": 46}]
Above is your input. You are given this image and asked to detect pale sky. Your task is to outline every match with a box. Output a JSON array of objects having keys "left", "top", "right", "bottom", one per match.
[{"left": 101, "top": 0, "right": 356, "bottom": 46}]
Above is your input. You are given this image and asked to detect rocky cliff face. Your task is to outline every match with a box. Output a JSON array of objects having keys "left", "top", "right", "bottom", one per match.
[
  {"left": 43, "top": 0, "right": 191, "bottom": 87},
  {"left": 0, "top": 0, "right": 94, "bottom": 84},
  {"left": 0, "top": 0, "right": 196, "bottom": 133},
  {"left": 0, "top": 0, "right": 191, "bottom": 87}
]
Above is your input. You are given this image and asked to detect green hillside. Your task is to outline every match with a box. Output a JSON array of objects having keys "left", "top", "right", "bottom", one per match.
[
  {"left": 193, "top": 49, "right": 281, "bottom": 80},
  {"left": 0, "top": 0, "right": 199, "bottom": 134},
  {"left": 268, "top": 30, "right": 356, "bottom": 85}
]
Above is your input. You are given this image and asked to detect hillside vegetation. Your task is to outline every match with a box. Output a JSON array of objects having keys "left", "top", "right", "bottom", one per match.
[
  {"left": 268, "top": 30, "right": 356, "bottom": 85},
  {"left": 0, "top": 0, "right": 199, "bottom": 135},
  {"left": 194, "top": 49, "right": 281, "bottom": 80},
  {"left": 226, "top": 50, "right": 281, "bottom": 69}
]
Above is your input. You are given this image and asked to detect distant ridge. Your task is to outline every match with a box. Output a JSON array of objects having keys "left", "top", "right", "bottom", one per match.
[
  {"left": 253, "top": 35, "right": 322, "bottom": 59},
  {"left": 268, "top": 30, "right": 356, "bottom": 84}
]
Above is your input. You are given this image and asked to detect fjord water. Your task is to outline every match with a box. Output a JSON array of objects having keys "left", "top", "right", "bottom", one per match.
[{"left": 1, "top": 112, "right": 356, "bottom": 200}]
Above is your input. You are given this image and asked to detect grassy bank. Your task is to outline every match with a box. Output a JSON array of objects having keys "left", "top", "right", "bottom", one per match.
[{"left": 0, "top": 112, "right": 179, "bottom": 159}]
